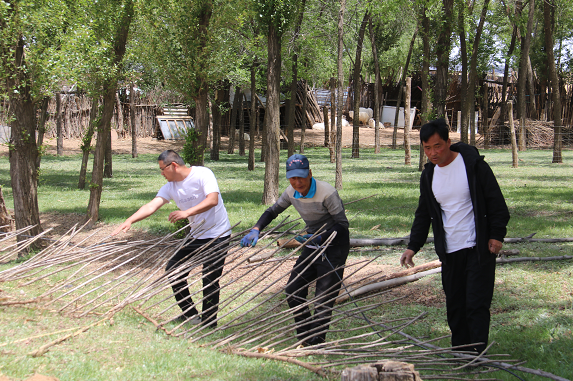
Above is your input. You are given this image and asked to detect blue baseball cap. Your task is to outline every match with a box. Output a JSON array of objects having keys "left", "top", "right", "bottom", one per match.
[{"left": 286, "top": 154, "right": 310, "bottom": 179}]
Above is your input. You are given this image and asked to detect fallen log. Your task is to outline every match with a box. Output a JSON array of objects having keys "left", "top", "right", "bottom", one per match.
[{"left": 336, "top": 253, "right": 570, "bottom": 304}]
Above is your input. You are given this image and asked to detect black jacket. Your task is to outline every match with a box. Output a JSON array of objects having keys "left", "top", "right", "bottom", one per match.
[{"left": 407, "top": 142, "right": 510, "bottom": 263}]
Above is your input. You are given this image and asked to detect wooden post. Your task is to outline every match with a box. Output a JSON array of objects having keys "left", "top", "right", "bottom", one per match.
[{"left": 508, "top": 102, "right": 518, "bottom": 168}]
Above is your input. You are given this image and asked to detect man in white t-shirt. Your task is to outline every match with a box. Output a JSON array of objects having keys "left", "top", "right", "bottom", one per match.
[
  {"left": 400, "top": 119, "right": 510, "bottom": 354},
  {"left": 112, "top": 150, "right": 231, "bottom": 328}
]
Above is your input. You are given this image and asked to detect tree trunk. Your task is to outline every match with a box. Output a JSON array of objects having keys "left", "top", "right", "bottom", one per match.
[
  {"left": 104, "top": 99, "right": 113, "bottom": 178},
  {"left": 368, "top": 16, "right": 381, "bottom": 155},
  {"left": 7, "top": 35, "right": 42, "bottom": 247},
  {"left": 351, "top": 11, "right": 369, "bottom": 159},
  {"left": 458, "top": 5, "right": 469, "bottom": 143},
  {"left": 249, "top": 66, "right": 257, "bottom": 170},
  {"left": 87, "top": 86, "right": 115, "bottom": 226},
  {"left": 79, "top": 98, "right": 98, "bottom": 190},
  {"left": 392, "top": 27, "right": 418, "bottom": 148},
  {"left": 467, "top": 0, "right": 490, "bottom": 146},
  {"left": 435, "top": 0, "right": 454, "bottom": 118},
  {"left": 228, "top": 86, "right": 239, "bottom": 154},
  {"left": 86, "top": 0, "right": 133, "bottom": 226},
  {"left": 262, "top": 23, "right": 281, "bottom": 205},
  {"left": 419, "top": 6, "right": 431, "bottom": 171},
  {"left": 238, "top": 92, "right": 245, "bottom": 156},
  {"left": 211, "top": 86, "right": 223, "bottom": 161},
  {"left": 335, "top": 0, "right": 346, "bottom": 190},
  {"left": 56, "top": 92, "right": 63, "bottom": 155},
  {"left": 404, "top": 78, "right": 412, "bottom": 165},
  {"left": 193, "top": 85, "right": 209, "bottom": 166},
  {"left": 0, "top": 186, "right": 12, "bottom": 232},
  {"left": 36, "top": 97, "right": 50, "bottom": 169},
  {"left": 329, "top": 77, "right": 336, "bottom": 163},
  {"left": 323, "top": 105, "right": 330, "bottom": 149},
  {"left": 543, "top": 0, "right": 562, "bottom": 163},
  {"left": 500, "top": 22, "right": 518, "bottom": 135},
  {"left": 518, "top": 0, "right": 534, "bottom": 151},
  {"left": 300, "top": 79, "right": 307, "bottom": 154},
  {"left": 130, "top": 83, "right": 138, "bottom": 158},
  {"left": 287, "top": 58, "right": 298, "bottom": 157}
]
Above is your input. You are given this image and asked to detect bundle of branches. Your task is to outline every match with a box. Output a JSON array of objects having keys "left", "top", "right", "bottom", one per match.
[
  {"left": 0, "top": 221, "right": 528, "bottom": 379},
  {"left": 295, "top": 81, "right": 323, "bottom": 128}
]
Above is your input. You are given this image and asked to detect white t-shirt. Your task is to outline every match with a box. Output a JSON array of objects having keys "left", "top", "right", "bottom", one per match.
[
  {"left": 432, "top": 153, "right": 476, "bottom": 253},
  {"left": 156, "top": 166, "right": 231, "bottom": 239}
]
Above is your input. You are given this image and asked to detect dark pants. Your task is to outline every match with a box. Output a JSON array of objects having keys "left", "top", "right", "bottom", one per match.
[
  {"left": 165, "top": 236, "right": 229, "bottom": 328},
  {"left": 285, "top": 243, "right": 349, "bottom": 344},
  {"left": 441, "top": 247, "right": 496, "bottom": 353}
]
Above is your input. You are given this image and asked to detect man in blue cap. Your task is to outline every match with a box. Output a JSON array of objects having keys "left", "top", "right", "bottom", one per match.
[{"left": 241, "top": 154, "right": 350, "bottom": 346}]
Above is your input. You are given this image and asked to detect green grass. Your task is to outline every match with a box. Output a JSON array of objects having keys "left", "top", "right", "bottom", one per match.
[{"left": 1, "top": 146, "right": 572, "bottom": 380}]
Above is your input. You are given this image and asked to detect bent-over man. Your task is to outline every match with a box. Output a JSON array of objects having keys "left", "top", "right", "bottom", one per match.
[
  {"left": 241, "top": 154, "right": 350, "bottom": 347},
  {"left": 112, "top": 150, "right": 231, "bottom": 328}
]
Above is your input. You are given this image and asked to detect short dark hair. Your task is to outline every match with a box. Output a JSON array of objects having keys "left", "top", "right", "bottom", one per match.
[
  {"left": 420, "top": 118, "right": 449, "bottom": 143},
  {"left": 158, "top": 150, "right": 185, "bottom": 166}
]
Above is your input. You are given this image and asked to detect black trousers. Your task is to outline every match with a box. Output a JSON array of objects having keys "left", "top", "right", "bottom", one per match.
[
  {"left": 441, "top": 247, "right": 496, "bottom": 353},
  {"left": 165, "top": 236, "right": 229, "bottom": 328},
  {"left": 285, "top": 242, "right": 349, "bottom": 344}
]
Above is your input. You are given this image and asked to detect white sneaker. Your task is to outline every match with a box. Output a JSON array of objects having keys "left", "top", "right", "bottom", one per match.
[{"left": 175, "top": 315, "right": 202, "bottom": 325}]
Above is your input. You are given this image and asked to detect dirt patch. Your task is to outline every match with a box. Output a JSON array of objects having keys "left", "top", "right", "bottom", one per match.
[{"left": 0, "top": 124, "right": 411, "bottom": 158}]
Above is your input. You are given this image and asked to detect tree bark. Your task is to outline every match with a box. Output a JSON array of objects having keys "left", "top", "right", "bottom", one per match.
[
  {"left": 335, "top": 0, "right": 346, "bottom": 190},
  {"left": 228, "top": 86, "right": 239, "bottom": 154},
  {"left": 7, "top": 35, "right": 42, "bottom": 246},
  {"left": 435, "top": 0, "right": 454, "bottom": 118},
  {"left": 0, "top": 186, "right": 12, "bottom": 232},
  {"left": 79, "top": 98, "right": 98, "bottom": 190},
  {"left": 500, "top": 22, "right": 518, "bottom": 135},
  {"left": 351, "top": 11, "right": 369, "bottom": 159},
  {"left": 238, "top": 92, "right": 245, "bottom": 156},
  {"left": 404, "top": 78, "right": 412, "bottom": 165},
  {"left": 543, "top": 0, "right": 562, "bottom": 163},
  {"left": 300, "top": 79, "right": 307, "bottom": 154},
  {"left": 329, "top": 77, "right": 336, "bottom": 163},
  {"left": 130, "top": 83, "right": 138, "bottom": 158},
  {"left": 262, "top": 23, "right": 281, "bottom": 205},
  {"left": 86, "top": 0, "right": 133, "bottom": 226},
  {"left": 392, "top": 27, "right": 418, "bottom": 148},
  {"left": 56, "top": 92, "right": 63, "bottom": 155},
  {"left": 458, "top": 5, "right": 469, "bottom": 143},
  {"left": 419, "top": 5, "right": 431, "bottom": 171},
  {"left": 249, "top": 67, "right": 257, "bottom": 170},
  {"left": 211, "top": 86, "right": 223, "bottom": 161},
  {"left": 467, "top": 0, "right": 490, "bottom": 146},
  {"left": 518, "top": 0, "right": 534, "bottom": 151},
  {"left": 368, "top": 16, "right": 381, "bottom": 155},
  {"left": 36, "top": 97, "right": 50, "bottom": 169}
]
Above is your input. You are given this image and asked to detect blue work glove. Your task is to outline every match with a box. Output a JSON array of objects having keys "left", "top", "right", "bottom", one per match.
[
  {"left": 240, "top": 229, "right": 260, "bottom": 247},
  {"left": 295, "top": 234, "right": 322, "bottom": 246}
]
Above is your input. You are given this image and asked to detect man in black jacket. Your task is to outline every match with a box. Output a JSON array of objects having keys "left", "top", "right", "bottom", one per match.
[{"left": 400, "top": 119, "right": 510, "bottom": 354}]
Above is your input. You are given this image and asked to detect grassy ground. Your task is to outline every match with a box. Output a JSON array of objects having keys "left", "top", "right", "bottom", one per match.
[{"left": 0, "top": 146, "right": 572, "bottom": 380}]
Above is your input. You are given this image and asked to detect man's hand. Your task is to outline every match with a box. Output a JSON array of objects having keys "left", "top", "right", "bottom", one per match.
[
  {"left": 295, "top": 234, "right": 322, "bottom": 246},
  {"left": 240, "top": 229, "right": 260, "bottom": 247},
  {"left": 488, "top": 239, "right": 503, "bottom": 255},
  {"left": 111, "top": 221, "right": 132, "bottom": 236},
  {"left": 168, "top": 210, "right": 189, "bottom": 223},
  {"left": 400, "top": 249, "right": 416, "bottom": 268}
]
